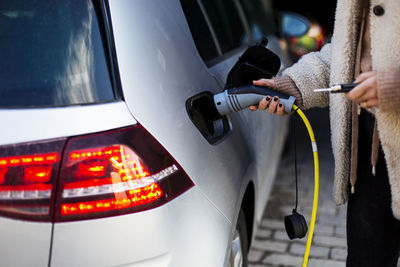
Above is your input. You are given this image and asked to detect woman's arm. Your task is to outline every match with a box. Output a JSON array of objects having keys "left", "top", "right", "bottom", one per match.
[
  {"left": 250, "top": 43, "right": 333, "bottom": 114},
  {"left": 282, "top": 43, "right": 332, "bottom": 109}
]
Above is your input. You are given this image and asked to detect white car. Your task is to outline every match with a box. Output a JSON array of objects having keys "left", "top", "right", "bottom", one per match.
[{"left": 0, "top": 0, "right": 306, "bottom": 266}]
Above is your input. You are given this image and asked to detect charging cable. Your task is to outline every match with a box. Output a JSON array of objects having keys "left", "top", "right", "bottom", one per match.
[{"left": 293, "top": 104, "right": 319, "bottom": 267}]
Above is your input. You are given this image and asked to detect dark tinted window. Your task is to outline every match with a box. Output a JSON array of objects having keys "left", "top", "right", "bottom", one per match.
[
  {"left": 201, "top": 0, "right": 247, "bottom": 54},
  {"left": 0, "top": 0, "right": 115, "bottom": 108},
  {"left": 239, "top": 0, "right": 276, "bottom": 41},
  {"left": 180, "top": 0, "right": 219, "bottom": 62}
]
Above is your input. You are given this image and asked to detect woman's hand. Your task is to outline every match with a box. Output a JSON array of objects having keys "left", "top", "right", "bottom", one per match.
[
  {"left": 346, "top": 71, "right": 379, "bottom": 108},
  {"left": 249, "top": 79, "right": 286, "bottom": 116}
]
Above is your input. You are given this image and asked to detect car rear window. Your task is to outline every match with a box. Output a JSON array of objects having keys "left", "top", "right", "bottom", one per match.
[{"left": 0, "top": 0, "right": 115, "bottom": 108}]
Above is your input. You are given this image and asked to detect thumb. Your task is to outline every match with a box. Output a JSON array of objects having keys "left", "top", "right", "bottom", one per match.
[{"left": 253, "top": 78, "right": 275, "bottom": 88}]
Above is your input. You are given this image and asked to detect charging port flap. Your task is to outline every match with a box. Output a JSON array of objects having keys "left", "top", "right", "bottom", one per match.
[{"left": 186, "top": 92, "right": 231, "bottom": 145}]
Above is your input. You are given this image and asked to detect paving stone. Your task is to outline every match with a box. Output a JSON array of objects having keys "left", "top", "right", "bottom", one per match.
[
  {"left": 279, "top": 205, "right": 296, "bottom": 215},
  {"left": 314, "top": 224, "right": 335, "bottom": 235},
  {"left": 306, "top": 205, "right": 337, "bottom": 216},
  {"left": 290, "top": 243, "right": 329, "bottom": 258},
  {"left": 313, "top": 235, "right": 347, "bottom": 248},
  {"left": 273, "top": 230, "right": 290, "bottom": 241},
  {"left": 334, "top": 226, "right": 346, "bottom": 237},
  {"left": 317, "top": 215, "right": 346, "bottom": 226},
  {"left": 248, "top": 249, "right": 264, "bottom": 262},
  {"left": 262, "top": 253, "right": 303, "bottom": 266},
  {"left": 260, "top": 219, "right": 286, "bottom": 230},
  {"left": 331, "top": 248, "right": 347, "bottom": 261},
  {"left": 256, "top": 229, "right": 272, "bottom": 239},
  {"left": 251, "top": 240, "right": 288, "bottom": 253},
  {"left": 308, "top": 258, "right": 346, "bottom": 267},
  {"left": 338, "top": 206, "right": 347, "bottom": 217}
]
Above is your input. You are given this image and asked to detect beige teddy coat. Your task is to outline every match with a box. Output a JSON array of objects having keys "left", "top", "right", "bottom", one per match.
[{"left": 282, "top": 0, "right": 400, "bottom": 219}]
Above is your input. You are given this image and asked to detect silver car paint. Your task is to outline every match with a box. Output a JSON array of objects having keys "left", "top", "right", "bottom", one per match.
[
  {"left": 51, "top": 188, "right": 231, "bottom": 267},
  {"left": 0, "top": 102, "right": 136, "bottom": 146},
  {"left": 108, "top": 0, "right": 288, "bottom": 227},
  {"left": 0, "top": 217, "right": 52, "bottom": 266}
]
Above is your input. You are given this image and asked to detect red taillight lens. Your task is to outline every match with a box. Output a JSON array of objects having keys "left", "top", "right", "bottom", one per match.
[
  {"left": 0, "top": 125, "right": 194, "bottom": 222},
  {"left": 56, "top": 126, "right": 193, "bottom": 221},
  {"left": 59, "top": 144, "right": 164, "bottom": 217},
  {"left": 0, "top": 141, "right": 65, "bottom": 221}
]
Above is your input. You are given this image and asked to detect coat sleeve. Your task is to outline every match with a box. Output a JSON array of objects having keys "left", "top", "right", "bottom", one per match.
[
  {"left": 377, "top": 67, "right": 400, "bottom": 112},
  {"left": 283, "top": 43, "right": 332, "bottom": 109}
]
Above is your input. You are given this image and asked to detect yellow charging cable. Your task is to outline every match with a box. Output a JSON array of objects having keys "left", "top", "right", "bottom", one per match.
[{"left": 292, "top": 104, "right": 320, "bottom": 267}]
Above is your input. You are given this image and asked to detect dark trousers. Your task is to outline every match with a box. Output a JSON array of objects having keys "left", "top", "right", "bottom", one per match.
[{"left": 346, "top": 112, "right": 400, "bottom": 267}]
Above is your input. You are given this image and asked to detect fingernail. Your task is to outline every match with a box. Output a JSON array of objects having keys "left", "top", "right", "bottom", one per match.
[
  {"left": 266, "top": 96, "right": 270, "bottom": 101},
  {"left": 279, "top": 103, "right": 282, "bottom": 108},
  {"left": 273, "top": 97, "right": 278, "bottom": 102}
]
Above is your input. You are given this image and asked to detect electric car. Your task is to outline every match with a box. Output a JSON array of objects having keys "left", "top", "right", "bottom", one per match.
[{"left": 0, "top": 0, "right": 307, "bottom": 266}]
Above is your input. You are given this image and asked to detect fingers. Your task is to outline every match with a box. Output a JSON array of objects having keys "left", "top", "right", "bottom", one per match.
[
  {"left": 353, "top": 71, "right": 374, "bottom": 84},
  {"left": 268, "top": 96, "right": 279, "bottom": 114},
  {"left": 249, "top": 105, "right": 258, "bottom": 111},
  {"left": 253, "top": 78, "right": 276, "bottom": 88},
  {"left": 346, "top": 76, "right": 375, "bottom": 100},
  {"left": 360, "top": 98, "right": 379, "bottom": 109},
  {"left": 250, "top": 79, "right": 286, "bottom": 114},
  {"left": 277, "top": 103, "right": 285, "bottom": 116},
  {"left": 249, "top": 96, "right": 271, "bottom": 111},
  {"left": 367, "top": 99, "right": 379, "bottom": 107},
  {"left": 357, "top": 84, "right": 377, "bottom": 103},
  {"left": 346, "top": 71, "right": 378, "bottom": 108},
  {"left": 258, "top": 96, "right": 271, "bottom": 111},
  {"left": 249, "top": 96, "right": 287, "bottom": 115}
]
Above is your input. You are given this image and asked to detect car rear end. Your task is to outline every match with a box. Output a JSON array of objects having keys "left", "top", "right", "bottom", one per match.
[{"left": 0, "top": 1, "right": 232, "bottom": 266}]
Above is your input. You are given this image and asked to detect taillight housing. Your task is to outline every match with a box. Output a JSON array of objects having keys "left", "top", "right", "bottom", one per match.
[
  {"left": 0, "top": 125, "right": 193, "bottom": 222},
  {"left": 0, "top": 140, "right": 64, "bottom": 221}
]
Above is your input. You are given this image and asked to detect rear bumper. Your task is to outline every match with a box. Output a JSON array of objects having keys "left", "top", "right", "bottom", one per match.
[
  {"left": 50, "top": 187, "right": 232, "bottom": 267},
  {"left": 0, "top": 218, "right": 52, "bottom": 266}
]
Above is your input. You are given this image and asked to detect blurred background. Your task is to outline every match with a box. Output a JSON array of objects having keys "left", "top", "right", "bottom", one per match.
[{"left": 272, "top": 0, "right": 337, "bottom": 60}]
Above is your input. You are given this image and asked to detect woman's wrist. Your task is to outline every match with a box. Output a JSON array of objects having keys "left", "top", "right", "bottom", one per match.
[
  {"left": 273, "top": 76, "right": 303, "bottom": 107},
  {"left": 377, "top": 67, "right": 400, "bottom": 112}
]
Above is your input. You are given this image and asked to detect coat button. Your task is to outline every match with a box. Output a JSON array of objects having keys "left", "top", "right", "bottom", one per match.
[{"left": 373, "top": 5, "right": 385, "bottom": 16}]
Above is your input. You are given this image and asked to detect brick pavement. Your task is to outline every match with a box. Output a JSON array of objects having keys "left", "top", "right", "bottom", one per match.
[{"left": 248, "top": 108, "right": 400, "bottom": 267}]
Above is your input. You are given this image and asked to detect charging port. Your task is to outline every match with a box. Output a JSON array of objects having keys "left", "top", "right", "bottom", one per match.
[{"left": 186, "top": 92, "right": 231, "bottom": 145}]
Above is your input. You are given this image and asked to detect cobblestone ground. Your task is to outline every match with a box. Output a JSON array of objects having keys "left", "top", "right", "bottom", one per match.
[{"left": 249, "top": 108, "right": 347, "bottom": 267}]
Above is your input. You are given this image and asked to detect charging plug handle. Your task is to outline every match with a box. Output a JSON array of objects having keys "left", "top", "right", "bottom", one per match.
[{"left": 214, "top": 85, "right": 295, "bottom": 116}]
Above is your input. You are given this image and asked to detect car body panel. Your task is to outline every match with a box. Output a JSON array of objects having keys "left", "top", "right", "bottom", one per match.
[
  {"left": 50, "top": 188, "right": 231, "bottom": 267},
  {"left": 108, "top": 0, "right": 288, "bottom": 230},
  {"left": 109, "top": 0, "right": 247, "bottom": 224},
  {"left": 0, "top": 102, "right": 136, "bottom": 146},
  {"left": 0, "top": 218, "right": 52, "bottom": 266}
]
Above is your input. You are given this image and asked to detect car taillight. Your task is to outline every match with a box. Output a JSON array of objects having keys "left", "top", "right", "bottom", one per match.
[
  {"left": 0, "top": 140, "right": 65, "bottom": 221},
  {"left": 0, "top": 125, "right": 193, "bottom": 222}
]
